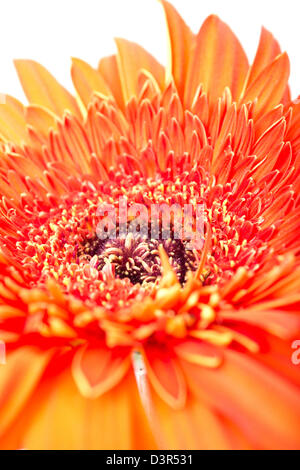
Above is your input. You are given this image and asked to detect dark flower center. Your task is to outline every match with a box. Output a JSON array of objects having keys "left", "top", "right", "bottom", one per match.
[{"left": 80, "top": 232, "right": 197, "bottom": 285}]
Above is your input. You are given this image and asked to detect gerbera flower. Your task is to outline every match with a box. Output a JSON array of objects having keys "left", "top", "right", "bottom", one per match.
[{"left": 0, "top": 0, "right": 300, "bottom": 450}]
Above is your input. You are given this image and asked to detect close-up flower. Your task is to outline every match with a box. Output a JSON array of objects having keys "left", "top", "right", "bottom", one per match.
[{"left": 0, "top": 0, "right": 300, "bottom": 450}]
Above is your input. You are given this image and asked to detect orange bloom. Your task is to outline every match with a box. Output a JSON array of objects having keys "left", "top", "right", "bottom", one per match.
[{"left": 0, "top": 0, "right": 300, "bottom": 450}]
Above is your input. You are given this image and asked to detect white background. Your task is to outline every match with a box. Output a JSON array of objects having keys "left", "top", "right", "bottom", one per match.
[{"left": 0, "top": 0, "right": 299, "bottom": 101}]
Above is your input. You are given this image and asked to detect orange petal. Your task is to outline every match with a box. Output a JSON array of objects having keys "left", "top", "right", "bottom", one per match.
[
  {"left": 115, "top": 38, "right": 165, "bottom": 103},
  {"left": 0, "top": 95, "right": 29, "bottom": 144},
  {"left": 244, "top": 27, "right": 291, "bottom": 108},
  {"left": 14, "top": 59, "right": 81, "bottom": 118},
  {"left": 25, "top": 105, "right": 57, "bottom": 136},
  {"left": 174, "top": 339, "right": 223, "bottom": 368},
  {"left": 13, "top": 368, "right": 156, "bottom": 450},
  {"left": 0, "top": 346, "right": 52, "bottom": 440},
  {"left": 159, "top": 0, "right": 194, "bottom": 101},
  {"left": 181, "top": 349, "right": 300, "bottom": 449},
  {"left": 254, "top": 104, "right": 283, "bottom": 139},
  {"left": 71, "top": 58, "right": 111, "bottom": 108},
  {"left": 245, "top": 27, "right": 281, "bottom": 88},
  {"left": 98, "top": 55, "right": 124, "bottom": 110},
  {"left": 240, "top": 53, "right": 290, "bottom": 118},
  {"left": 222, "top": 309, "right": 300, "bottom": 339},
  {"left": 281, "top": 84, "right": 291, "bottom": 106},
  {"left": 71, "top": 343, "right": 130, "bottom": 398},
  {"left": 286, "top": 98, "right": 300, "bottom": 154},
  {"left": 252, "top": 117, "right": 286, "bottom": 161},
  {"left": 142, "top": 345, "right": 186, "bottom": 410},
  {"left": 254, "top": 333, "right": 300, "bottom": 388},
  {"left": 185, "top": 15, "right": 249, "bottom": 107},
  {"left": 150, "top": 388, "right": 233, "bottom": 449}
]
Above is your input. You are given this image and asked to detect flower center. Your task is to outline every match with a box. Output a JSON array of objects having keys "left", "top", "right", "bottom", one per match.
[
  {"left": 1, "top": 171, "right": 272, "bottom": 313},
  {"left": 80, "top": 232, "right": 197, "bottom": 285}
]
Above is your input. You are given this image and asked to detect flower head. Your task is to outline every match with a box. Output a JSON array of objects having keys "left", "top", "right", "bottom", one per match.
[{"left": 0, "top": 0, "right": 300, "bottom": 450}]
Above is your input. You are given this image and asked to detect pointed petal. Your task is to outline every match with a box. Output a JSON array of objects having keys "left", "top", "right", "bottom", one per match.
[
  {"left": 252, "top": 117, "right": 286, "bottom": 160},
  {"left": 71, "top": 58, "right": 111, "bottom": 108},
  {"left": 286, "top": 98, "right": 300, "bottom": 154},
  {"left": 98, "top": 55, "right": 124, "bottom": 110},
  {"left": 14, "top": 59, "right": 81, "bottom": 118},
  {"left": 281, "top": 85, "right": 291, "bottom": 106},
  {"left": 143, "top": 345, "right": 186, "bottom": 410},
  {"left": 246, "top": 27, "right": 281, "bottom": 87},
  {"left": 241, "top": 53, "right": 290, "bottom": 118},
  {"left": 0, "top": 95, "right": 29, "bottom": 144},
  {"left": 25, "top": 105, "right": 57, "bottom": 136},
  {"left": 254, "top": 104, "right": 283, "bottom": 139},
  {"left": 244, "top": 27, "right": 291, "bottom": 108},
  {"left": 185, "top": 15, "right": 249, "bottom": 107},
  {"left": 159, "top": 0, "right": 194, "bottom": 101},
  {"left": 115, "top": 38, "right": 165, "bottom": 103},
  {"left": 72, "top": 343, "right": 130, "bottom": 398}
]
